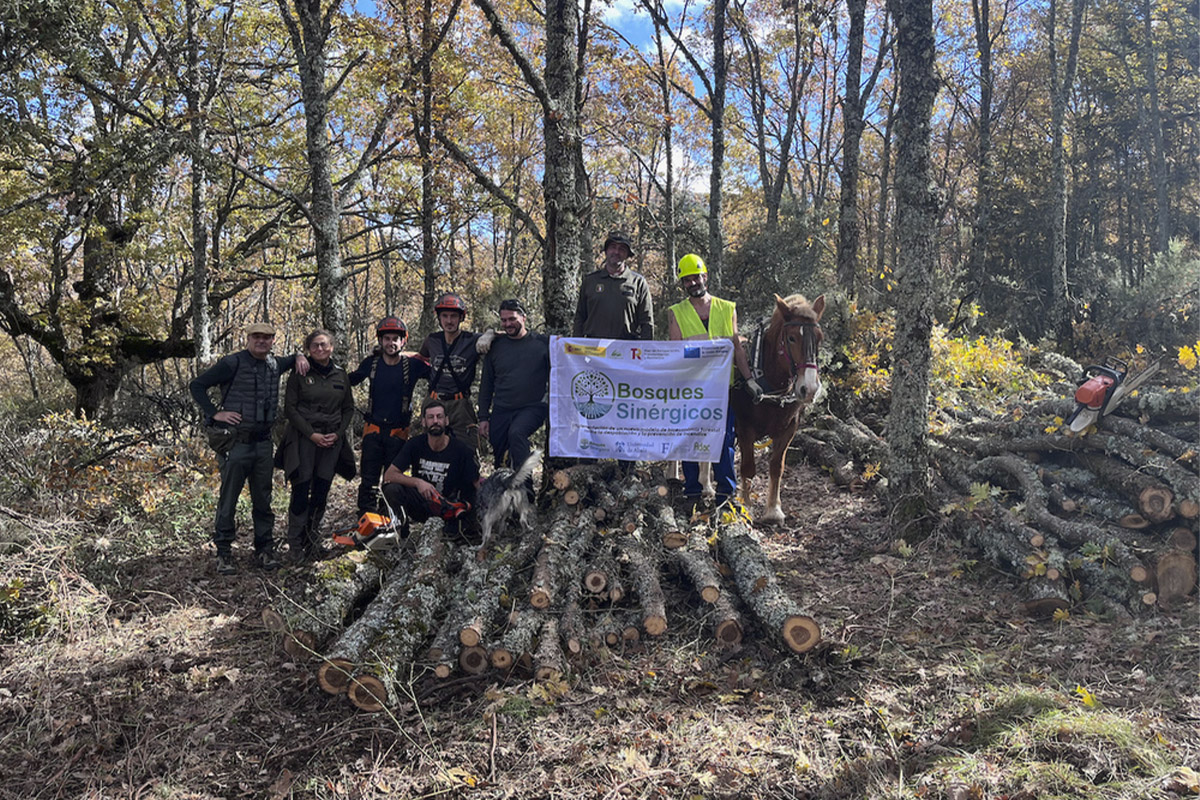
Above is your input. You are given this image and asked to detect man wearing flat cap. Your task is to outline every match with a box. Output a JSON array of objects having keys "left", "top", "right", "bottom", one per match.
[
  {"left": 191, "top": 322, "right": 308, "bottom": 575},
  {"left": 573, "top": 231, "right": 654, "bottom": 340},
  {"left": 478, "top": 299, "right": 550, "bottom": 488}
]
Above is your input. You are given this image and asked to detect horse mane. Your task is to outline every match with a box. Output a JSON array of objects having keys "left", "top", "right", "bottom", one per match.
[{"left": 765, "top": 294, "right": 818, "bottom": 341}]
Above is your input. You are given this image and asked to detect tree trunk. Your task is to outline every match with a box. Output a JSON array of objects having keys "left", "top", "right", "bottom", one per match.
[
  {"left": 884, "top": 0, "right": 938, "bottom": 538},
  {"left": 263, "top": 554, "right": 386, "bottom": 660},
  {"left": 185, "top": 0, "right": 211, "bottom": 362},
  {"left": 542, "top": 0, "right": 582, "bottom": 332},
  {"left": 836, "top": 0, "right": 867, "bottom": 294},
  {"left": 1047, "top": 0, "right": 1086, "bottom": 348},
  {"left": 280, "top": 0, "right": 348, "bottom": 355},
  {"left": 707, "top": 0, "right": 727, "bottom": 291},
  {"left": 716, "top": 519, "right": 819, "bottom": 653},
  {"left": 967, "top": 0, "right": 995, "bottom": 301}
]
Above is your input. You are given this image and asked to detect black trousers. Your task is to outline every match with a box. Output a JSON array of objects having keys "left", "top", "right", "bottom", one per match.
[{"left": 358, "top": 429, "right": 406, "bottom": 513}]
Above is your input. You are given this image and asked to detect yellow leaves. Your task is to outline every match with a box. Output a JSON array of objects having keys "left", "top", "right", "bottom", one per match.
[
  {"left": 1052, "top": 607, "right": 1070, "bottom": 624},
  {"left": 1045, "top": 416, "right": 1064, "bottom": 434},
  {"left": 438, "top": 766, "right": 480, "bottom": 788},
  {"left": 1074, "top": 684, "right": 1098, "bottom": 708},
  {"left": 1178, "top": 342, "right": 1200, "bottom": 370},
  {"left": 1162, "top": 766, "right": 1200, "bottom": 795},
  {"left": 861, "top": 462, "right": 880, "bottom": 481}
]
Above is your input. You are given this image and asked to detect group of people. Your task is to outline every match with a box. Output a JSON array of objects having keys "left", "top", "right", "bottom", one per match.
[{"left": 190, "top": 230, "right": 760, "bottom": 575}]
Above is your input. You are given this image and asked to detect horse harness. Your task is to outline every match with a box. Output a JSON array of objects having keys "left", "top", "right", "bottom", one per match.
[{"left": 745, "top": 317, "right": 821, "bottom": 407}]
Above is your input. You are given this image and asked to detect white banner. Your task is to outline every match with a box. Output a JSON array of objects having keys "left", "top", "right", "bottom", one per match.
[{"left": 549, "top": 336, "right": 733, "bottom": 462}]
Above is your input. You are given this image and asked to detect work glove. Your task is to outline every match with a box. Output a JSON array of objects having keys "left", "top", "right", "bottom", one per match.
[
  {"left": 476, "top": 330, "right": 498, "bottom": 354},
  {"left": 744, "top": 377, "right": 764, "bottom": 403}
]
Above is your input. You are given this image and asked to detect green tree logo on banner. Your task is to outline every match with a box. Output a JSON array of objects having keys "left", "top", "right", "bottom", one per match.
[{"left": 572, "top": 371, "right": 615, "bottom": 419}]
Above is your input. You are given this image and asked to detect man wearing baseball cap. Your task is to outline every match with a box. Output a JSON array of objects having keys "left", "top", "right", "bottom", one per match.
[{"left": 190, "top": 321, "right": 309, "bottom": 575}]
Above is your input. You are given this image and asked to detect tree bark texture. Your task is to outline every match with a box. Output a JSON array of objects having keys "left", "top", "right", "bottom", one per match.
[{"left": 885, "top": 0, "right": 938, "bottom": 538}]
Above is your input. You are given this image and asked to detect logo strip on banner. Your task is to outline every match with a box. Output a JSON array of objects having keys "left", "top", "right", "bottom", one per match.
[{"left": 548, "top": 337, "right": 734, "bottom": 462}]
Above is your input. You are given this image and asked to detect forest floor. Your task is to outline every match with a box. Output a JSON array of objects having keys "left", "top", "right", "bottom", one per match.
[{"left": 0, "top": 455, "right": 1197, "bottom": 800}]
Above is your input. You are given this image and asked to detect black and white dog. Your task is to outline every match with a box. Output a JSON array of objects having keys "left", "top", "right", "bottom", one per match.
[{"left": 476, "top": 449, "right": 542, "bottom": 554}]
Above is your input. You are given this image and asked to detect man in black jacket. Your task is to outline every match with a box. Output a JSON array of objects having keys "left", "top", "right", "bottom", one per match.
[
  {"left": 190, "top": 322, "right": 308, "bottom": 575},
  {"left": 348, "top": 316, "right": 430, "bottom": 515},
  {"left": 478, "top": 299, "right": 550, "bottom": 490},
  {"left": 418, "top": 293, "right": 482, "bottom": 451}
]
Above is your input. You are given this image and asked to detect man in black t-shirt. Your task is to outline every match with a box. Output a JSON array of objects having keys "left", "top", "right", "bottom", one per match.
[{"left": 381, "top": 400, "right": 480, "bottom": 525}]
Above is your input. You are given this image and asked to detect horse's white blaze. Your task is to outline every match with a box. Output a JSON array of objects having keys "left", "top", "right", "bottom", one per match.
[{"left": 797, "top": 367, "right": 821, "bottom": 400}]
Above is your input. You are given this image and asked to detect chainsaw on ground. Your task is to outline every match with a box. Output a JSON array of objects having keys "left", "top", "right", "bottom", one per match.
[
  {"left": 1064, "top": 356, "right": 1160, "bottom": 433},
  {"left": 332, "top": 510, "right": 406, "bottom": 552}
]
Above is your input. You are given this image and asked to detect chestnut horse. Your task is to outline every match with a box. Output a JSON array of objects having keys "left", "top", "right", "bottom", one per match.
[{"left": 730, "top": 293, "right": 825, "bottom": 523}]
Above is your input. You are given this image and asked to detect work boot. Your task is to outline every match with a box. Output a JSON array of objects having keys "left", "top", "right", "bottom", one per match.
[
  {"left": 215, "top": 553, "right": 238, "bottom": 575},
  {"left": 304, "top": 506, "right": 328, "bottom": 560},
  {"left": 254, "top": 549, "right": 281, "bottom": 571},
  {"left": 285, "top": 511, "right": 308, "bottom": 563}
]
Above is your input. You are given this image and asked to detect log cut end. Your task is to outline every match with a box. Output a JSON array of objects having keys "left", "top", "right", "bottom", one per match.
[
  {"left": 491, "top": 648, "right": 514, "bottom": 670},
  {"left": 642, "top": 614, "right": 668, "bottom": 636},
  {"left": 1118, "top": 514, "right": 1151, "bottom": 530},
  {"left": 1156, "top": 552, "right": 1198, "bottom": 604},
  {"left": 460, "top": 645, "right": 489, "bottom": 674},
  {"left": 1138, "top": 486, "right": 1175, "bottom": 523},
  {"left": 283, "top": 631, "right": 318, "bottom": 661},
  {"left": 714, "top": 618, "right": 743, "bottom": 647},
  {"left": 700, "top": 585, "right": 720, "bottom": 604},
  {"left": 1129, "top": 565, "right": 1151, "bottom": 585},
  {"left": 434, "top": 663, "right": 453, "bottom": 679},
  {"left": 1168, "top": 528, "right": 1197, "bottom": 552},
  {"left": 583, "top": 570, "right": 608, "bottom": 594},
  {"left": 459, "top": 625, "right": 481, "bottom": 648},
  {"left": 1178, "top": 499, "right": 1200, "bottom": 520},
  {"left": 662, "top": 532, "right": 688, "bottom": 549},
  {"left": 317, "top": 658, "right": 355, "bottom": 695},
  {"left": 530, "top": 588, "right": 551, "bottom": 610},
  {"left": 552, "top": 470, "right": 572, "bottom": 491},
  {"left": 781, "top": 616, "right": 820, "bottom": 653},
  {"left": 261, "top": 607, "right": 287, "bottom": 633},
  {"left": 1023, "top": 596, "right": 1070, "bottom": 617},
  {"left": 348, "top": 675, "right": 387, "bottom": 713},
  {"left": 563, "top": 489, "right": 581, "bottom": 506}
]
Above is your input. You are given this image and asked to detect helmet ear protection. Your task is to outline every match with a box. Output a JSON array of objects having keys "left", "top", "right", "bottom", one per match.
[
  {"left": 376, "top": 316, "right": 407, "bottom": 337},
  {"left": 677, "top": 253, "right": 707, "bottom": 280},
  {"left": 434, "top": 293, "right": 468, "bottom": 317}
]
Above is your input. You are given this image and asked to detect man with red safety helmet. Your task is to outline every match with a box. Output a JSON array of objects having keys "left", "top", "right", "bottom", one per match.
[
  {"left": 418, "top": 292, "right": 487, "bottom": 453},
  {"left": 348, "top": 315, "right": 430, "bottom": 514}
]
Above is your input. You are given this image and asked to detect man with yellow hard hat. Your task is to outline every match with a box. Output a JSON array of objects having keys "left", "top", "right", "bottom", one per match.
[{"left": 667, "top": 254, "right": 761, "bottom": 503}]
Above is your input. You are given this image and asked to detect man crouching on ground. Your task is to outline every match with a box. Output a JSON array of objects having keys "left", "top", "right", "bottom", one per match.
[{"left": 380, "top": 400, "right": 480, "bottom": 534}]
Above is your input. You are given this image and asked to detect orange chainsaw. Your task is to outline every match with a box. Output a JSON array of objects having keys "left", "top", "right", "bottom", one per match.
[
  {"left": 332, "top": 511, "right": 404, "bottom": 551},
  {"left": 1065, "top": 357, "right": 1159, "bottom": 433}
]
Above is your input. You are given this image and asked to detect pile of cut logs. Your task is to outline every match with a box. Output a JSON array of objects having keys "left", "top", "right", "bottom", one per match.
[
  {"left": 264, "top": 463, "right": 820, "bottom": 712},
  {"left": 794, "top": 384, "right": 1198, "bottom": 618}
]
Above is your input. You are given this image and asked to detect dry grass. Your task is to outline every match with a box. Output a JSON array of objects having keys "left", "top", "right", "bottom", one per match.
[{"left": 0, "top": 437, "right": 1197, "bottom": 800}]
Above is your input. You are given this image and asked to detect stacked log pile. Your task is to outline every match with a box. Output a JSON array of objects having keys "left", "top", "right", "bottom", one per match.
[
  {"left": 265, "top": 463, "right": 822, "bottom": 712},
  {"left": 792, "top": 385, "right": 1198, "bottom": 618}
]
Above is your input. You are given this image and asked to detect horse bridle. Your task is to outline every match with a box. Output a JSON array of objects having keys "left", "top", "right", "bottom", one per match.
[{"left": 776, "top": 320, "right": 821, "bottom": 378}]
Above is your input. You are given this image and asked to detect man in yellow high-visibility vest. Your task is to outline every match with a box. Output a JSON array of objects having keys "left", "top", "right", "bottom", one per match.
[{"left": 666, "top": 254, "right": 762, "bottom": 503}]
